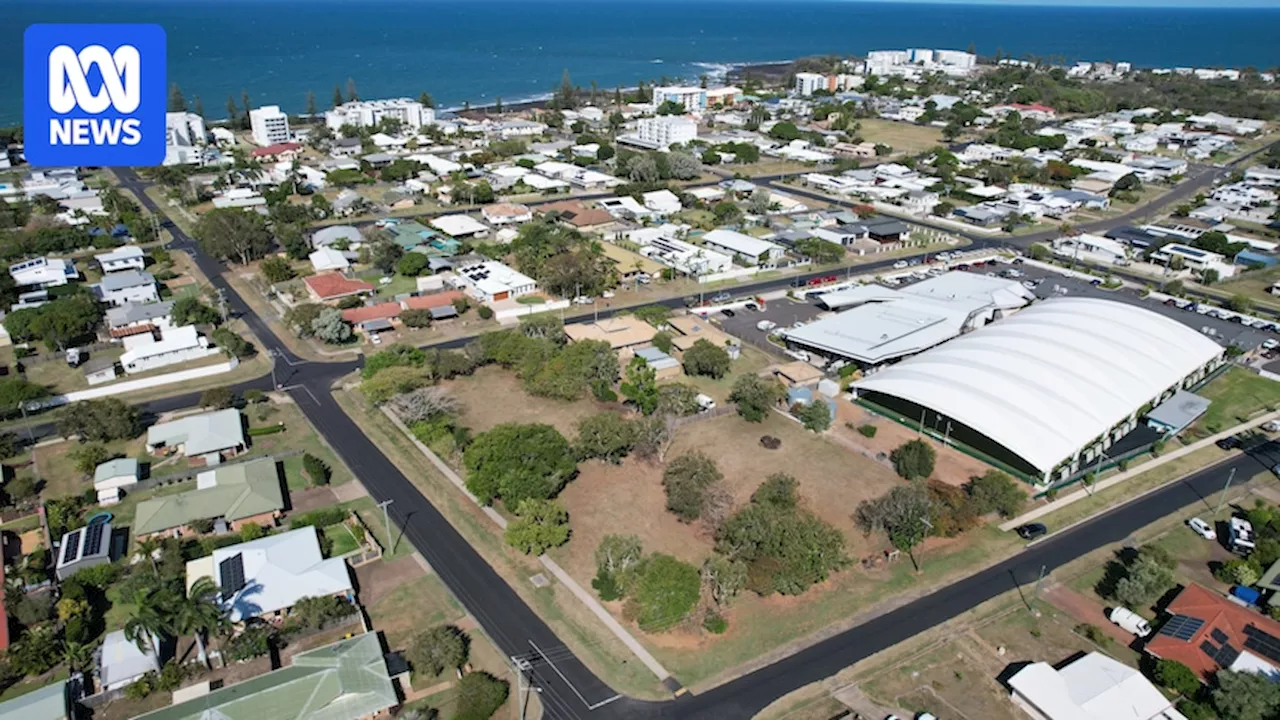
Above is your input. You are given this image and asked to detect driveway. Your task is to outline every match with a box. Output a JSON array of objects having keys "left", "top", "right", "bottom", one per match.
[{"left": 1041, "top": 583, "right": 1135, "bottom": 646}]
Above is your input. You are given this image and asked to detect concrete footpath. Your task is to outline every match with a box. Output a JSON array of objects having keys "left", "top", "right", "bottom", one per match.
[
  {"left": 379, "top": 406, "right": 673, "bottom": 682},
  {"left": 1000, "top": 409, "right": 1280, "bottom": 532}
]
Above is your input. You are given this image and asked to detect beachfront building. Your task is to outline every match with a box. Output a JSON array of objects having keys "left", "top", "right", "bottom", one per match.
[
  {"left": 325, "top": 98, "right": 435, "bottom": 134},
  {"left": 794, "top": 73, "right": 827, "bottom": 96},
  {"left": 651, "top": 86, "right": 707, "bottom": 112},
  {"left": 249, "top": 105, "right": 291, "bottom": 147},
  {"left": 633, "top": 116, "right": 697, "bottom": 150}
]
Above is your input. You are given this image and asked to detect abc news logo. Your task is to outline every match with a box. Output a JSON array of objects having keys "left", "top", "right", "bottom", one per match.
[
  {"left": 48, "top": 44, "right": 144, "bottom": 146},
  {"left": 24, "top": 24, "right": 166, "bottom": 167}
]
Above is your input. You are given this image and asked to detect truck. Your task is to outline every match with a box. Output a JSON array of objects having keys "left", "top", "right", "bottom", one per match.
[
  {"left": 1109, "top": 607, "right": 1152, "bottom": 637},
  {"left": 695, "top": 394, "right": 716, "bottom": 412},
  {"left": 1230, "top": 517, "right": 1257, "bottom": 555},
  {"left": 65, "top": 347, "right": 82, "bottom": 367}
]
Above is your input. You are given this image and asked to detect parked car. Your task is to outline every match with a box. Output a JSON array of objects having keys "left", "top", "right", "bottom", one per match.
[
  {"left": 573, "top": 295, "right": 593, "bottom": 305},
  {"left": 1022, "top": 280, "right": 1036, "bottom": 290},
  {"left": 1264, "top": 339, "right": 1279, "bottom": 351},
  {"left": 1262, "top": 420, "right": 1280, "bottom": 432},
  {"left": 744, "top": 302, "right": 760, "bottom": 311},
  {"left": 65, "top": 347, "right": 82, "bottom": 367},
  {"left": 757, "top": 320, "right": 778, "bottom": 332},
  {"left": 1216, "top": 436, "right": 1241, "bottom": 450},
  {"left": 695, "top": 393, "right": 716, "bottom": 412},
  {"left": 1187, "top": 517, "right": 1217, "bottom": 540},
  {"left": 1016, "top": 523, "right": 1047, "bottom": 540},
  {"left": 893, "top": 260, "right": 909, "bottom": 269},
  {"left": 721, "top": 308, "right": 736, "bottom": 317},
  {"left": 602, "top": 290, "right": 615, "bottom": 299},
  {"left": 711, "top": 292, "right": 731, "bottom": 303},
  {"left": 1109, "top": 606, "right": 1152, "bottom": 637},
  {"left": 635, "top": 273, "right": 651, "bottom": 284}
]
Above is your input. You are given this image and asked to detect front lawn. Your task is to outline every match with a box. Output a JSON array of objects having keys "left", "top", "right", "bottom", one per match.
[{"left": 1193, "top": 366, "right": 1280, "bottom": 436}]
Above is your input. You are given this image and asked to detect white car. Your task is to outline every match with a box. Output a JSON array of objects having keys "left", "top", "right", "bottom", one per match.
[
  {"left": 602, "top": 291, "right": 615, "bottom": 299},
  {"left": 573, "top": 296, "right": 593, "bottom": 305},
  {"left": 893, "top": 260, "right": 909, "bottom": 269},
  {"left": 1263, "top": 420, "right": 1280, "bottom": 432},
  {"left": 1264, "top": 339, "right": 1279, "bottom": 350},
  {"left": 757, "top": 320, "right": 777, "bottom": 332},
  {"left": 1188, "top": 517, "right": 1217, "bottom": 540}
]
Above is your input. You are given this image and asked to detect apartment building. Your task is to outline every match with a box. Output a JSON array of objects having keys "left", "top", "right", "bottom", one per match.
[
  {"left": 249, "top": 105, "right": 291, "bottom": 147},
  {"left": 324, "top": 98, "right": 435, "bottom": 133},
  {"left": 651, "top": 86, "right": 707, "bottom": 112},
  {"left": 635, "top": 116, "right": 697, "bottom": 149}
]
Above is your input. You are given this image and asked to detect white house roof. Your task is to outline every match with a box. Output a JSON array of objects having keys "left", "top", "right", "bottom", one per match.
[
  {"left": 431, "top": 214, "right": 490, "bottom": 237},
  {"left": 702, "top": 229, "right": 781, "bottom": 258},
  {"left": 1008, "top": 652, "right": 1186, "bottom": 720},
  {"left": 95, "top": 245, "right": 145, "bottom": 265},
  {"left": 854, "top": 298, "right": 1223, "bottom": 474},
  {"left": 308, "top": 247, "right": 350, "bottom": 272},
  {"left": 120, "top": 324, "right": 202, "bottom": 367},
  {"left": 198, "top": 526, "right": 354, "bottom": 622},
  {"left": 146, "top": 407, "right": 245, "bottom": 457},
  {"left": 94, "top": 458, "right": 138, "bottom": 484},
  {"left": 101, "top": 629, "right": 160, "bottom": 690},
  {"left": 311, "top": 225, "right": 363, "bottom": 247}
]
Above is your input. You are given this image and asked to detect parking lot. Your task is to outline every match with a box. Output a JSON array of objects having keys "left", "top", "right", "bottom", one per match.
[{"left": 713, "top": 297, "right": 827, "bottom": 354}]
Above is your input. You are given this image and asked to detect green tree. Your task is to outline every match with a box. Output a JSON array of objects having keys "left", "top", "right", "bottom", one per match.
[
  {"left": 855, "top": 482, "right": 933, "bottom": 567},
  {"left": 463, "top": 423, "right": 577, "bottom": 506},
  {"left": 702, "top": 554, "right": 748, "bottom": 607},
  {"left": 332, "top": 84, "right": 343, "bottom": 109},
  {"left": 174, "top": 576, "right": 230, "bottom": 667},
  {"left": 396, "top": 253, "right": 429, "bottom": 276},
  {"left": 172, "top": 295, "right": 220, "bottom": 326},
  {"left": 625, "top": 554, "right": 701, "bottom": 632},
  {"left": 0, "top": 377, "right": 48, "bottom": 412},
  {"left": 729, "top": 374, "right": 783, "bottom": 422},
  {"left": 311, "top": 308, "right": 352, "bottom": 344},
  {"left": 59, "top": 398, "right": 140, "bottom": 442},
  {"left": 259, "top": 256, "right": 295, "bottom": 283},
  {"left": 1113, "top": 555, "right": 1175, "bottom": 608},
  {"left": 965, "top": 471, "right": 1025, "bottom": 518},
  {"left": 662, "top": 452, "right": 724, "bottom": 523},
  {"left": 620, "top": 356, "right": 660, "bottom": 415},
  {"left": 575, "top": 412, "right": 636, "bottom": 464},
  {"left": 70, "top": 443, "right": 112, "bottom": 475},
  {"left": 194, "top": 208, "right": 273, "bottom": 264},
  {"left": 682, "top": 339, "right": 731, "bottom": 379},
  {"left": 595, "top": 534, "right": 643, "bottom": 576},
  {"left": 1155, "top": 659, "right": 1202, "bottom": 698},
  {"left": 795, "top": 400, "right": 832, "bottom": 432},
  {"left": 454, "top": 672, "right": 509, "bottom": 720},
  {"left": 407, "top": 625, "right": 469, "bottom": 678},
  {"left": 1213, "top": 669, "right": 1280, "bottom": 720},
  {"left": 656, "top": 383, "right": 701, "bottom": 417},
  {"left": 504, "top": 499, "right": 571, "bottom": 554},
  {"left": 369, "top": 239, "right": 404, "bottom": 274},
  {"left": 891, "top": 439, "right": 936, "bottom": 480},
  {"left": 167, "top": 83, "right": 187, "bottom": 112},
  {"left": 125, "top": 586, "right": 176, "bottom": 658}
]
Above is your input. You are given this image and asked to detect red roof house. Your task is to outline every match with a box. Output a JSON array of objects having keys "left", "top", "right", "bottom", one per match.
[
  {"left": 250, "top": 142, "right": 302, "bottom": 160},
  {"left": 303, "top": 273, "right": 374, "bottom": 302},
  {"left": 1145, "top": 583, "right": 1280, "bottom": 679},
  {"left": 342, "top": 301, "right": 403, "bottom": 325},
  {"left": 404, "top": 290, "right": 465, "bottom": 311}
]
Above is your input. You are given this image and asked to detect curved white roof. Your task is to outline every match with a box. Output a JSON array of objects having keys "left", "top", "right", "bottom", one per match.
[{"left": 854, "top": 298, "right": 1224, "bottom": 473}]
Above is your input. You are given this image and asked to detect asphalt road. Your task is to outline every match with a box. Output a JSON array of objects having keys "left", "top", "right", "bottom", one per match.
[{"left": 108, "top": 154, "right": 1280, "bottom": 719}]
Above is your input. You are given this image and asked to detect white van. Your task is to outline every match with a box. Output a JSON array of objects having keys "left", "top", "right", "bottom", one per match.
[
  {"left": 1109, "top": 607, "right": 1152, "bottom": 637},
  {"left": 695, "top": 393, "right": 716, "bottom": 412}
]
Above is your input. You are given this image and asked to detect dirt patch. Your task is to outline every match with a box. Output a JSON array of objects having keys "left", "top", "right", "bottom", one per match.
[
  {"left": 288, "top": 486, "right": 338, "bottom": 514},
  {"left": 443, "top": 366, "right": 608, "bottom": 437},
  {"left": 355, "top": 554, "right": 426, "bottom": 607},
  {"left": 1042, "top": 583, "right": 1132, "bottom": 645},
  {"left": 834, "top": 403, "right": 1008, "bottom": 489}
]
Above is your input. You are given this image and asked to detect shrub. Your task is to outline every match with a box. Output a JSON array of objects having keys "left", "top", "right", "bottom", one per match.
[
  {"left": 477, "top": 305, "right": 493, "bottom": 320},
  {"left": 224, "top": 623, "right": 275, "bottom": 661},
  {"left": 965, "top": 471, "right": 1025, "bottom": 518},
  {"left": 302, "top": 453, "right": 331, "bottom": 486},
  {"left": 592, "top": 570, "right": 623, "bottom": 601},
  {"left": 243, "top": 389, "right": 266, "bottom": 404},
  {"left": 200, "top": 387, "right": 237, "bottom": 409},
  {"left": 247, "top": 423, "right": 285, "bottom": 436},
  {"left": 729, "top": 374, "right": 783, "bottom": 422},
  {"left": 407, "top": 625, "right": 470, "bottom": 678},
  {"left": 259, "top": 256, "right": 295, "bottom": 283},
  {"left": 463, "top": 423, "right": 577, "bottom": 507},
  {"left": 291, "top": 594, "right": 356, "bottom": 629},
  {"left": 70, "top": 443, "right": 113, "bottom": 475},
  {"left": 454, "top": 672, "right": 509, "bottom": 720},
  {"left": 857, "top": 424, "right": 877, "bottom": 438},
  {"left": 290, "top": 506, "right": 349, "bottom": 529},
  {"left": 1075, "top": 623, "right": 1110, "bottom": 646},
  {"left": 682, "top": 339, "right": 731, "bottom": 379},
  {"left": 624, "top": 554, "right": 701, "bottom": 632},
  {"left": 703, "top": 611, "right": 728, "bottom": 634},
  {"left": 574, "top": 412, "right": 636, "bottom": 464},
  {"left": 890, "top": 439, "right": 936, "bottom": 480},
  {"left": 1155, "top": 659, "right": 1202, "bottom": 697},
  {"left": 503, "top": 499, "right": 571, "bottom": 555},
  {"left": 399, "top": 309, "right": 433, "bottom": 328},
  {"left": 795, "top": 400, "right": 832, "bottom": 432},
  {"left": 662, "top": 452, "right": 723, "bottom": 522}
]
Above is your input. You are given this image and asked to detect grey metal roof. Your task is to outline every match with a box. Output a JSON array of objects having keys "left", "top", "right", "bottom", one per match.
[
  {"left": 94, "top": 458, "right": 138, "bottom": 483},
  {"left": 106, "top": 300, "right": 174, "bottom": 327},
  {"left": 0, "top": 680, "right": 67, "bottom": 720},
  {"left": 98, "top": 269, "right": 155, "bottom": 292},
  {"left": 1146, "top": 389, "right": 1211, "bottom": 430}
]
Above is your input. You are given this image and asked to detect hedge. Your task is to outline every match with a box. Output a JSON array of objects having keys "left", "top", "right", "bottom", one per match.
[{"left": 247, "top": 423, "right": 286, "bottom": 436}]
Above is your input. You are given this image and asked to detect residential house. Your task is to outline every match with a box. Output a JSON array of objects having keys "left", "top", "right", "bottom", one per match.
[
  {"left": 455, "top": 261, "right": 536, "bottom": 302},
  {"left": 211, "top": 187, "right": 267, "bottom": 209},
  {"left": 1145, "top": 582, "right": 1280, "bottom": 680},
  {"left": 101, "top": 629, "right": 161, "bottom": 691},
  {"left": 632, "top": 229, "right": 734, "bottom": 277},
  {"left": 95, "top": 245, "right": 146, "bottom": 273},
  {"left": 309, "top": 247, "right": 350, "bottom": 273},
  {"left": 330, "top": 137, "right": 363, "bottom": 157},
  {"left": 133, "top": 457, "right": 284, "bottom": 538},
  {"left": 95, "top": 269, "right": 158, "bottom": 307},
  {"left": 666, "top": 314, "right": 740, "bottom": 356},
  {"left": 82, "top": 356, "right": 119, "bottom": 386},
  {"left": 119, "top": 325, "right": 217, "bottom": 374},
  {"left": 598, "top": 242, "right": 664, "bottom": 282},
  {"left": 185, "top": 526, "right": 354, "bottom": 623},
  {"left": 987, "top": 103, "right": 1057, "bottom": 122},
  {"left": 0, "top": 681, "right": 68, "bottom": 720},
  {"left": 701, "top": 229, "right": 784, "bottom": 266},
  {"left": 93, "top": 458, "right": 139, "bottom": 505},
  {"left": 54, "top": 519, "right": 113, "bottom": 580},
  {"left": 634, "top": 346, "right": 682, "bottom": 380},
  {"left": 481, "top": 203, "right": 533, "bottom": 225},
  {"left": 303, "top": 272, "right": 375, "bottom": 303},
  {"left": 431, "top": 214, "right": 490, "bottom": 238},
  {"left": 642, "top": 190, "right": 683, "bottom": 216},
  {"left": 9, "top": 257, "right": 76, "bottom": 288},
  {"left": 403, "top": 290, "right": 465, "bottom": 315},
  {"left": 105, "top": 300, "right": 174, "bottom": 339},
  {"left": 134, "top": 633, "right": 397, "bottom": 720},
  {"left": 564, "top": 316, "right": 660, "bottom": 357},
  {"left": 341, "top": 301, "right": 403, "bottom": 326},
  {"left": 1007, "top": 652, "right": 1184, "bottom": 720},
  {"left": 1150, "top": 243, "right": 1236, "bottom": 278},
  {"left": 249, "top": 142, "right": 302, "bottom": 163},
  {"left": 311, "top": 225, "right": 364, "bottom": 249},
  {"left": 145, "top": 408, "right": 247, "bottom": 465},
  {"left": 537, "top": 200, "right": 617, "bottom": 233},
  {"left": 902, "top": 190, "right": 940, "bottom": 215}
]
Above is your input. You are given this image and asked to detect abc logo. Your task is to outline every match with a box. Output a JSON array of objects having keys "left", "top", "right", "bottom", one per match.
[{"left": 24, "top": 24, "right": 166, "bottom": 167}]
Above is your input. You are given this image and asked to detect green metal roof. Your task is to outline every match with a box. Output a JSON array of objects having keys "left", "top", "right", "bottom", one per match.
[
  {"left": 136, "top": 633, "right": 396, "bottom": 720},
  {"left": 133, "top": 458, "right": 285, "bottom": 535},
  {"left": 0, "top": 681, "right": 67, "bottom": 720}
]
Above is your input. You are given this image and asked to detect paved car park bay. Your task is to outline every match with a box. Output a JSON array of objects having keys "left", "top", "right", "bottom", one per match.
[{"left": 713, "top": 297, "right": 827, "bottom": 355}]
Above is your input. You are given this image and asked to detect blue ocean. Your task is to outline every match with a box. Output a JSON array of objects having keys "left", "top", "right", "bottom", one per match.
[{"left": 3, "top": 0, "right": 1280, "bottom": 124}]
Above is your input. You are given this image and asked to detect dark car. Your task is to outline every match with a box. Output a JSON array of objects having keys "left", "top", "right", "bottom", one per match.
[
  {"left": 721, "top": 309, "right": 736, "bottom": 317},
  {"left": 1016, "top": 523, "right": 1048, "bottom": 540},
  {"left": 1217, "top": 436, "right": 1241, "bottom": 450},
  {"left": 745, "top": 302, "right": 760, "bottom": 312}
]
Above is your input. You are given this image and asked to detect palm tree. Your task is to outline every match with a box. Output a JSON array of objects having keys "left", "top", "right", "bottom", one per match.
[
  {"left": 135, "top": 536, "right": 164, "bottom": 575},
  {"left": 125, "top": 586, "right": 176, "bottom": 659},
  {"left": 63, "top": 641, "right": 93, "bottom": 674},
  {"left": 175, "top": 577, "right": 230, "bottom": 669}
]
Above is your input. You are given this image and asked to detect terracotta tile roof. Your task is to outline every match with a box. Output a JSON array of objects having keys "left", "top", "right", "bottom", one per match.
[
  {"left": 404, "top": 290, "right": 464, "bottom": 310},
  {"left": 250, "top": 142, "right": 302, "bottom": 158},
  {"left": 303, "top": 273, "right": 373, "bottom": 300},
  {"left": 537, "top": 200, "right": 614, "bottom": 228},
  {"left": 482, "top": 203, "right": 532, "bottom": 219},
  {"left": 1145, "top": 583, "right": 1280, "bottom": 679},
  {"left": 110, "top": 323, "right": 156, "bottom": 339},
  {"left": 341, "top": 301, "right": 403, "bottom": 324}
]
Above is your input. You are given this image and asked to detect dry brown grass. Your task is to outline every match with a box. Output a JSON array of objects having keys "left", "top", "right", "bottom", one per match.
[
  {"left": 858, "top": 119, "right": 945, "bottom": 155},
  {"left": 443, "top": 365, "right": 610, "bottom": 436}
]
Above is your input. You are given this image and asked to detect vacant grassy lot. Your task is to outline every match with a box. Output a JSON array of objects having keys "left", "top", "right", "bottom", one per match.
[
  {"left": 858, "top": 119, "right": 944, "bottom": 155},
  {"left": 1193, "top": 366, "right": 1280, "bottom": 435},
  {"left": 662, "top": 343, "right": 774, "bottom": 404},
  {"left": 442, "top": 365, "right": 612, "bottom": 437}
]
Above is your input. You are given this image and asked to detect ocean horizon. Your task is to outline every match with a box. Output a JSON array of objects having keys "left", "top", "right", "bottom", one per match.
[{"left": 3, "top": 0, "right": 1280, "bottom": 125}]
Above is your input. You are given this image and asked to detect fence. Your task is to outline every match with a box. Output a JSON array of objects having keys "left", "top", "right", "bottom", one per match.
[{"left": 669, "top": 404, "right": 736, "bottom": 429}]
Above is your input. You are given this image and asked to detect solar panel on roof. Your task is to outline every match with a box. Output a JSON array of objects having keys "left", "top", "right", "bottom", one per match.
[
  {"left": 1212, "top": 628, "right": 1230, "bottom": 644},
  {"left": 83, "top": 521, "right": 106, "bottom": 556},
  {"left": 61, "top": 530, "right": 82, "bottom": 564},
  {"left": 1244, "top": 625, "right": 1280, "bottom": 664},
  {"left": 1216, "top": 643, "right": 1241, "bottom": 667},
  {"left": 1159, "top": 614, "right": 1206, "bottom": 641},
  {"left": 219, "top": 554, "right": 246, "bottom": 595}
]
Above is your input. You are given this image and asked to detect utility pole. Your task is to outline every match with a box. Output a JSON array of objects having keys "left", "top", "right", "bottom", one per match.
[
  {"left": 377, "top": 499, "right": 394, "bottom": 553},
  {"left": 510, "top": 656, "right": 540, "bottom": 720},
  {"left": 1216, "top": 467, "right": 1237, "bottom": 514},
  {"left": 1031, "top": 564, "right": 1047, "bottom": 613}
]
